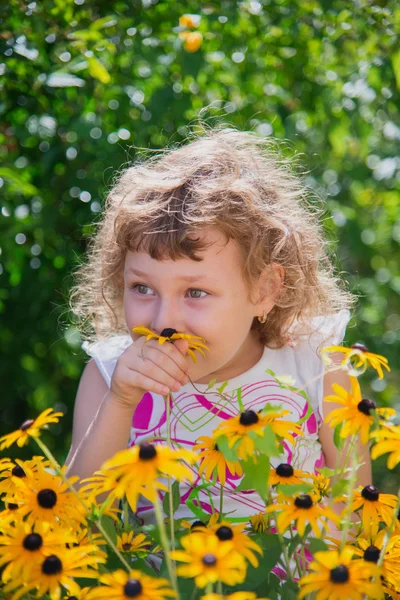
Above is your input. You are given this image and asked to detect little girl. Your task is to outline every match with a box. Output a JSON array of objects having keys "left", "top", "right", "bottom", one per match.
[{"left": 66, "top": 127, "right": 371, "bottom": 523}]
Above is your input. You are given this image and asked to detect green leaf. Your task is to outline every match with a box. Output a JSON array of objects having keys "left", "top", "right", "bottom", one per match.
[
  {"left": 278, "top": 483, "right": 314, "bottom": 496},
  {"left": 0, "top": 168, "right": 38, "bottom": 196},
  {"left": 332, "top": 479, "right": 348, "bottom": 498},
  {"left": 99, "top": 515, "right": 118, "bottom": 547},
  {"left": 217, "top": 381, "right": 229, "bottom": 394},
  {"left": 315, "top": 466, "right": 337, "bottom": 477},
  {"left": 88, "top": 56, "right": 111, "bottom": 83},
  {"left": 333, "top": 422, "right": 343, "bottom": 449},
  {"left": 216, "top": 435, "right": 239, "bottom": 462},
  {"left": 307, "top": 537, "right": 330, "bottom": 553},
  {"left": 236, "top": 455, "right": 270, "bottom": 500},
  {"left": 226, "top": 534, "right": 282, "bottom": 592},
  {"left": 250, "top": 425, "right": 281, "bottom": 457},
  {"left": 392, "top": 50, "right": 400, "bottom": 90},
  {"left": 163, "top": 480, "right": 181, "bottom": 518},
  {"left": 205, "top": 377, "right": 216, "bottom": 391}
]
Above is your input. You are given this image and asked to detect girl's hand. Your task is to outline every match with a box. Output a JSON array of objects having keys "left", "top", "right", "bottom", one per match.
[{"left": 109, "top": 336, "right": 190, "bottom": 409}]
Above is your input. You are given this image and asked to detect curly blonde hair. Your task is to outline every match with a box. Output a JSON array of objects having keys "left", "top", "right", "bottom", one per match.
[{"left": 70, "top": 127, "right": 355, "bottom": 348}]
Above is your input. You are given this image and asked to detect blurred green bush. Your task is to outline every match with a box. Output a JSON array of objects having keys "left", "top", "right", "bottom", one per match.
[{"left": 0, "top": 0, "right": 399, "bottom": 489}]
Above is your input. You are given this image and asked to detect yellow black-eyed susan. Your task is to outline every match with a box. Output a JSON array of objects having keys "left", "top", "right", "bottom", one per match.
[
  {"left": 324, "top": 376, "right": 395, "bottom": 444},
  {"left": 370, "top": 423, "right": 400, "bottom": 469},
  {"left": 87, "top": 568, "right": 175, "bottom": 599},
  {"left": 132, "top": 326, "right": 209, "bottom": 363},
  {"left": 298, "top": 547, "right": 382, "bottom": 600},
  {"left": 116, "top": 530, "right": 149, "bottom": 554},
  {"left": 0, "top": 408, "right": 63, "bottom": 450},
  {"left": 81, "top": 442, "right": 197, "bottom": 512},
  {"left": 350, "top": 485, "right": 398, "bottom": 536},
  {"left": 323, "top": 342, "right": 390, "bottom": 379},
  {"left": 310, "top": 473, "right": 332, "bottom": 502},
  {"left": 268, "top": 463, "right": 307, "bottom": 486},
  {"left": 249, "top": 512, "right": 269, "bottom": 534},
  {"left": 352, "top": 527, "right": 400, "bottom": 592},
  {"left": 0, "top": 520, "right": 75, "bottom": 583},
  {"left": 201, "top": 593, "right": 269, "bottom": 600},
  {"left": 3, "top": 546, "right": 103, "bottom": 600},
  {"left": 194, "top": 435, "right": 242, "bottom": 486},
  {"left": 213, "top": 408, "right": 302, "bottom": 461},
  {"left": 265, "top": 494, "right": 339, "bottom": 537},
  {"left": 206, "top": 521, "right": 263, "bottom": 568},
  {"left": 170, "top": 532, "right": 247, "bottom": 588},
  {"left": 5, "top": 460, "right": 87, "bottom": 527}
]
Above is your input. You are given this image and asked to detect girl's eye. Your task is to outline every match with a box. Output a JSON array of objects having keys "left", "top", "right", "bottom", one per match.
[
  {"left": 132, "top": 284, "right": 154, "bottom": 295},
  {"left": 188, "top": 289, "right": 208, "bottom": 299}
]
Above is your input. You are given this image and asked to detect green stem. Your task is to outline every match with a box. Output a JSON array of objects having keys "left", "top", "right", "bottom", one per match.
[
  {"left": 217, "top": 580, "right": 223, "bottom": 595},
  {"left": 289, "top": 524, "right": 303, "bottom": 578},
  {"left": 266, "top": 489, "right": 295, "bottom": 583},
  {"left": 339, "top": 449, "right": 358, "bottom": 552},
  {"left": 165, "top": 393, "right": 176, "bottom": 551},
  {"left": 219, "top": 483, "right": 224, "bottom": 521},
  {"left": 34, "top": 437, "right": 131, "bottom": 572},
  {"left": 154, "top": 493, "right": 180, "bottom": 598}
]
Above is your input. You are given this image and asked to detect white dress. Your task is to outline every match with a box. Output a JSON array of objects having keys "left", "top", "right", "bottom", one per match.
[{"left": 82, "top": 310, "right": 350, "bottom": 525}]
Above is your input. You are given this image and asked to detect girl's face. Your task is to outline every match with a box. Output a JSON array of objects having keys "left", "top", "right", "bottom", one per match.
[{"left": 124, "top": 227, "right": 276, "bottom": 384}]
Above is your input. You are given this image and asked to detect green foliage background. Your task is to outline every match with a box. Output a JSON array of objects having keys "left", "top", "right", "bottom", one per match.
[{"left": 1, "top": 0, "right": 399, "bottom": 489}]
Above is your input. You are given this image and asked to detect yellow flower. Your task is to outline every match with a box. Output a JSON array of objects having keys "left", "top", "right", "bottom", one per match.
[
  {"left": 179, "top": 14, "right": 200, "bottom": 29},
  {"left": 268, "top": 463, "right": 307, "bottom": 486},
  {"left": 298, "top": 547, "right": 382, "bottom": 600},
  {"left": 179, "top": 31, "right": 203, "bottom": 53},
  {"left": 206, "top": 521, "right": 263, "bottom": 568},
  {"left": 116, "top": 530, "right": 149, "bottom": 554},
  {"left": 213, "top": 408, "right": 302, "bottom": 461},
  {"left": 0, "top": 408, "right": 63, "bottom": 450},
  {"left": 87, "top": 568, "right": 175, "bottom": 599},
  {"left": 132, "top": 326, "right": 209, "bottom": 363},
  {"left": 0, "top": 520, "right": 75, "bottom": 583},
  {"left": 201, "top": 594, "right": 269, "bottom": 600},
  {"left": 265, "top": 494, "right": 339, "bottom": 537},
  {"left": 310, "top": 473, "right": 332, "bottom": 501},
  {"left": 350, "top": 485, "right": 398, "bottom": 536},
  {"left": 324, "top": 376, "right": 394, "bottom": 444},
  {"left": 370, "top": 423, "right": 400, "bottom": 469},
  {"left": 249, "top": 512, "right": 269, "bottom": 534},
  {"left": 194, "top": 435, "right": 242, "bottom": 486},
  {"left": 351, "top": 528, "right": 400, "bottom": 592},
  {"left": 81, "top": 442, "right": 197, "bottom": 512},
  {"left": 170, "top": 533, "right": 246, "bottom": 588},
  {"left": 5, "top": 460, "right": 87, "bottom": 527},
  {"left": 0, "top": 456, "right": 48, "bottom": 497},
  {"left": 323, "top": 343, "right": 390, "bottom": 379},
  {"left": 3, "top": 546, "right": 103, "bottom": 600}
]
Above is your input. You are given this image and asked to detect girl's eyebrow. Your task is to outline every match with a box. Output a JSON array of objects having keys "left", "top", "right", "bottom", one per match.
[{"left": 126, "top": 267, "right": 208, "bottom": 283}]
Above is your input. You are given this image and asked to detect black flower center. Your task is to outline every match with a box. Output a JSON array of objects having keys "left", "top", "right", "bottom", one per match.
[
  {"left": 191, "top": 520, "right": 206, "bottom": 531},
  {"left": 23, "top": 533, "right": 43, "bottom": 551},
  {"left": 138, "top": 443, "right": 157, "bottom": 460},
  {"left": 202, "top": 553, "right": 217, "bottom": 567},
  {"left": 37, "top": 488, "right": 57, "bottom": 508},
  {"left": 276, "top": 463, "right": 294, "bottom": 477},
  {"left": 122, "top": 543, "right": 132, "bottom": 551},
  {"left": 7, "top": 503, "right": 18, "bottom": 510},
  {"left": 294, "top": 494, "right": 313, "bottom": 509},
  {"left": 330, "top": 564, "right": 349, "bottom": 583},
  {"left": 20, "top": 419, "right": 34, "bottom": 431},
  {"left": 216, "top": 526, "right": 233, "bottom": 541},
  {"left": 123, "top": 579, "right": 143, "bottom": 597},
  {"left": 42, "top": 555, "right": 62, "bottom": 575},
  {"left": 160, "top": 328, "right": 177, "bottom": 338},
  {"left": 68, "top": 597, "right": 78, "bottom": 600},
  {"left": 361, "top": 485, "right": 379, "bottom": 501},
  {"left": 239, "top": 410, "right": 259, "bottom": 426},
  {"left": 351, "top": 343, "right": 368, "bottom": 353},
  {"left": 364, "top": 545, "right": 380, "bottom": 563},
  {"left": 357, "top": 398, "right": 376, "bottom": 415},
  {"left": 12, "top": 465, "right": 26, "bottom": 478}
]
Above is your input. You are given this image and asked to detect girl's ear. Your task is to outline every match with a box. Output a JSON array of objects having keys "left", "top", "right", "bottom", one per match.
[{"left": 253, "top": 264, "right": 284, "bottom": 315}]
